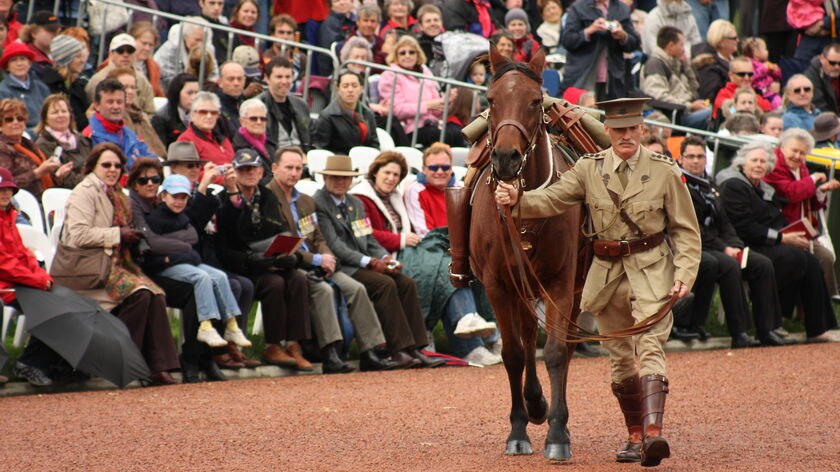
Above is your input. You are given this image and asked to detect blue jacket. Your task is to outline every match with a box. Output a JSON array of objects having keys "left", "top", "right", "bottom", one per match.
[
  {"left": 0, "top": 72, "right": 51, "bottom": 130},
  {"left": 783, "top": 105, "right": 820, "bottom": 131},
  {"left": 83, "top": 113, "right": 156, "bottom": 170}
]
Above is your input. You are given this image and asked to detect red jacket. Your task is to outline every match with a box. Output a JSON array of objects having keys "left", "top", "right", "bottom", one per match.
[
  {"left": 0, "top": 206, "right": 52, "bottom": 303},
  {"left": 712, "top": 81, "right": 773, "bottom": 119},
  {"left": 176, "top": 124, "right": 234, "bottom": 184},
  {"left": 403, "top": 178, "right": 450, "bottom": 238},
  {"left": 763, "top": 147, "right": 825, "bottom": 227},
  {"left": 356, "top": 194, "right": 403, "bottom": 252}
]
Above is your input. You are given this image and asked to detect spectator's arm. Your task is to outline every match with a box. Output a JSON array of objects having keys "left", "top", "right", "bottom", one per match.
[
  {"left": 720, "top": 180, "right": 779, "bottom": 246},
  {"left": 641, "top": 64, "right": 693, "bottom": 108},
  {"left": 63, "top": 188, "right": 121, "bottom": 249},
  {"left": 358, "top": 196, "right": 403, "bottom": 252},
  {"left": 316, "top": 207, "right": 370, "bottom": 269},
  {"left": 618, "top": 15, "right": 640, "bottom": 52},
  {"left": 403, "top": 182, "right": 430, "bottom": 238},
  {"left": 764, "top": 167, "right": 818, "bottom": 205},
  {"left": 560, "top": 7, "right": 589, "bottom": 51},
  {"left": 312, "top": 113, "right": 333, "bottom": 152}
]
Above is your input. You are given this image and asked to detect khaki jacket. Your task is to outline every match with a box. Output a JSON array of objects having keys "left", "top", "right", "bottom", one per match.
[{"left": 519, "top": 146, "right": 701, "bottom": 315}]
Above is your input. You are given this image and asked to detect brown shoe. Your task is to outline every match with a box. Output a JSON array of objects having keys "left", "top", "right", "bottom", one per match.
[
  {"left": 227, "top": 343, "right": 261, "bottom": 368},
  {"left": 148, "top": 371, "right": 178, "bottom": 386},
  {"left": 263, "top": 343, "right": 297, "bottom": 368},
  {"left": 391, "top": 350, "right": 422, "bottom": 369},
  {"left": 0, "top": 374, "right": 8, "bottom": 386},
  {"left": 286, "top": 341, "right": 314, "bottom": 371},
  {"left": 213, "top": 353, "right": 245, "bottom": 370}
]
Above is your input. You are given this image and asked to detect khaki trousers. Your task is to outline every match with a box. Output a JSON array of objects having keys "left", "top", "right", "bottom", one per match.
[
  {"left": 307, "top": 270, "right": 386, "bottom": 351},
  {"left": 594, "top": 275, "right": 673, "bottom": 384}
]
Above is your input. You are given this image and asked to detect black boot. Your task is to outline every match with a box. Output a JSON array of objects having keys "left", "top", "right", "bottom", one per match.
[
  {"left": 640, "top": 374, "right": 670, "bottom": 467},
  {"left": 321, "top": 342, "right": 354, "bottom": 374},
  {"left": 359, "top": 349, "right": 398, "bottom": 371},
  {"left": 611, "top": 375, "right": 642, "bottom": 463},
  {"left": 445, "top": 186, "right": 474, "bottom": 288},
  {"left": 199, "top": 355, "right": 227, "bottom": 382},
  {"left": 180, "top": 354, "right": 202, "bottom": 384}
]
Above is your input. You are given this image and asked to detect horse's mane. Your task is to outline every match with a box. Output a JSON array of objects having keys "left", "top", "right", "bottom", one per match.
[{"left": 490, "top": 61, "right": 543, "bottom": 86}]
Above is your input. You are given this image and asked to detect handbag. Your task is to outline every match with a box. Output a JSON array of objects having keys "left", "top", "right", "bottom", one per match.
[{"left": 50, "top": 226, "right": 112, "bottom": 290}]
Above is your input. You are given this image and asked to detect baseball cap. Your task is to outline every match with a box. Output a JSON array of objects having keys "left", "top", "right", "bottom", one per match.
[
  {"left": 160, "top": 174, "right": 192, "bottom": 195},
  {"left": 31, "top": 11, "right": 61, "bottom": 31},
  {"left": 109, "top": 33, "right": 137, "bottom": 52},
  {"left": 232, "top": 148, "right": 262, "bottom": 169}
]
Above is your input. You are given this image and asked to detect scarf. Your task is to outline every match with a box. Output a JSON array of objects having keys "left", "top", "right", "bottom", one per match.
[
  {"left": 238, "top": 126, "right": 267, "bottom": 157},
  {"left": 230, "top": 20, "right": 256, "bottom": 46},
  {"left": 95, "top": 112, "right": 125, "bottom": 134},
  {"left": 46, "top": 126, "right": 77, "bottom": 150},
  {"left": 340, "top": 100, "right": 368, "bottom": 143},
  {"left": 14, "top": 140, "right": 54, "bottom": 191},
  {"left": 374, "top": 185, "right": 403, "bottom": 233},
  {"left": 472, "top": 0, "right": 494, "bottom": 38}
]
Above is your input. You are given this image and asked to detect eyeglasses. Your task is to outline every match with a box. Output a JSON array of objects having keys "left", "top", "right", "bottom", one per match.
[
  {"left": 2, "top": 115, "right": 25, "bottom": 123},
  {"left": 823, "top": 55, "right": 840, "bottom": 66},
  {"left": 246, "top": 116, "right": 268, "bottom": 122},
  {"left": 732, "top": 71, "right": 754, "bottom": 77},
  {"left": 681, "top": 154, "right": 706, "bottom": 160},
  {"left": 114, "top": 46, "right": 136, "bottom": 55},
  {"left": 137, "top": 176, "right": 162, "bottom": 185},
  {"left": 398, "top": 50, "right": 417, "bottom": 56},
  {"left": 725, "top": 36, "right": 739, "bottom": 41},
  {"left": 195, "top": 109, "right": 220, "bottom": 116},
  {"left": 427, "top": 164, "right": 451, "bottom": 172},
  {"left": 99, "top": 162, "right": 123, "bottom": 170},
  {"left": 793, "top": 86, "right": 813, "bottom": 94}
]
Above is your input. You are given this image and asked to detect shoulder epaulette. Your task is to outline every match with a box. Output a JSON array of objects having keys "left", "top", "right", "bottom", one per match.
[
  {"left": 650, "top": 152, "right": 675, "bottom": 165},
  {"left": 582, "top": 150, "right": 607, "bottom": 160}
]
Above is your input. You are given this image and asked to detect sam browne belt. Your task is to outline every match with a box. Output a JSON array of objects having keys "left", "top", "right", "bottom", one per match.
[{"left": 592, "top": 232, "right": 665, "bottom": 259}]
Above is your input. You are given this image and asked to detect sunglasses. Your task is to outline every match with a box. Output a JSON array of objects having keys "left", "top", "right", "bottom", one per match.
[
  {"left": 114, "top": 46, "right": 136, "bottom": 55},
  {"left": 195, "top": 109, "right": 220, "bottom": 116},
  {"left": 427, "top": 164, "right": 451, "bottom": 172},
  {"left": 823, "top": 56, "right": 840, "bottom": 66},
  {"left": 137, "top": 176, "right": 162, "bottom": 185},
  {"left": 681, "top": 154, "right": 705, "bottom": 160},
  {"left": 178, "top": 162, "right": 201, "bottom": 169},
  {"left": 793, "top": 86, "right": 813, "bottom": 94},
  {"left": 246, "top": 116, "right": 268, "bottom": 122},
  {"left": 99, "top": 162, "right": 123, "bottom": 170},
  {"left": 398, "top": 50, "right": 417, "bottom": 56},
  {"left": 2, "top": 115, "right": 25, "bottom": 123},
  {"left": 732, "top": 71, "right": 754, "bottom": 77}
]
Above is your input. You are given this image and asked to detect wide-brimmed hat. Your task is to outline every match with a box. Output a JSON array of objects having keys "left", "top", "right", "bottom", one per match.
[
  {"left": 164, "top": 141, "right": 205, "bottom": 164},
  {"left": 810, "top": 112, "right": 840, "bottom": 142},
  {"left": 315, "top": 155, "right": 361, "bottom": 177},
  {"left": 597, "top": 97, "right": 651, "bottom": 128},
  {"left": 0, "top": 42, "right": 35, "bottom": 70},
  {"left": 0, "top": 167, "right": 19, "bottom": 194}
]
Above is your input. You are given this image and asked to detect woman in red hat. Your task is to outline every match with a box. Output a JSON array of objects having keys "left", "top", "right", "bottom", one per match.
[{"left": 0, "top": 41, "right": 51, "bottom": 130}]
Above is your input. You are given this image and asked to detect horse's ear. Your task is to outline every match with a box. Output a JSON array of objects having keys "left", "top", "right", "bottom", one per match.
[
  {"left": 528, "top": 48, "right": 546, "bottom": 78},
  {"left": 488, "top": 44, "right": 509, "bottom": 74}
]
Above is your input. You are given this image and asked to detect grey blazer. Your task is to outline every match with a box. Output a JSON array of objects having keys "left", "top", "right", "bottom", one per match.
[{"left": 314, "top": 189, "right": 388, "bottom": 275}]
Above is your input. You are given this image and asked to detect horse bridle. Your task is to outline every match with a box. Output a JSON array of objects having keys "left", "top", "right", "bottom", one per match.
[{"left": 486, "top": 108, "right": 550, "bottom": 184}]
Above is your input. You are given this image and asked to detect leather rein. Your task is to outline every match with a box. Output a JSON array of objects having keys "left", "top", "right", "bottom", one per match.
[{"left": 487, "top": 102, "right": 677, "bottom": 343}]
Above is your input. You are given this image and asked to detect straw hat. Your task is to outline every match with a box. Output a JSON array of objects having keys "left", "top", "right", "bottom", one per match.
[{"left": 315, "top": 155, "right": 361, "bottom": 177}]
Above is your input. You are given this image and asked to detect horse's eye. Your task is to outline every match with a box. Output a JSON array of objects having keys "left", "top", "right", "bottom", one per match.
[{"left": 530, "top": 99, "right": 541, "bottom": 107}]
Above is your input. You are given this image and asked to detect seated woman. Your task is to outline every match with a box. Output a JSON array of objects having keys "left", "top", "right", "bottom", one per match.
[
  {"left": 129, "top": 22, "right": 165, "bottom": 98},
  {"left": 718, "top": 142, "right": 838, "bottom": 342},
  {"left": 59, "top": 143, "right": 181, "bottom": 384},
  {"left": 34, "top": 94, "right": 93, "bottom": 190},
  {"left": 231, "top": 98, "right": 276, "bottom": 185},
  {"left": 107, "top": 67, "right": 167, "bottom": 158},
  {"left": 351, "top": 150, "right": 501, "bottom": 365},
  {"left": 39, "top": 35, "right": 90, "bottom": 130},
  {"left": 0, "top": 42, "right": 51, "bottom": 131},
  {"left": 152, "top": 73, "right": 199, "bottom": 148},
  {"left": 0, "top": 98, "right": 71, "bottom": 199},
  {"left": 177, "top": 91, "right": 234, "bottom": 178},
  {"left": 314, "top": 69, "right": 379, "bottom": 155},
  {"left": 377, "top": 35, "right": 460, "bottom": 148},
  {"left": 230, "top": 0, "right": 260, "bottom": 49},
  {"left": 764, "top": 128, "right": 840, "bottom": 300}
]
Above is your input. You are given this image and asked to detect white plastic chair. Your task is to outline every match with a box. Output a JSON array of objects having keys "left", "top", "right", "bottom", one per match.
[
  {"left": 376, "top": 127, "right": 395, "bottom": 150},
  {"left": 207, "top": 183, "right": 224, "bottom": 195},
  {"left": 251, "top": 302, "right": 264, "bottom": 336},
  {"left": 40, "top": 187, "right": 71, "bottom": 240},
  {"left": 452, "top": 165, "right": 468, "bottom": 182},
  {"left": 153, "top": 97, "right": 168, "bottom": 112},
  {"left": 307, "top": 149, "right": 334, "bottom": 183},
  {"left": 296, "top": 179, "right": 322, "bottom": 197},
  {"left": 14, "top": 189, "right": 45, "bottom": 235},
  {"left": 394, "top": 146, "right": 424, "bottom": 173},
  {"left": 349, "top": 146, "right": 380, "bottom": 178},
  {"left": 450, "top": 147, "right": 470, "bottom": 167},
  {"left": 6, "top": 225, "right": 55, "bottom": 347}
]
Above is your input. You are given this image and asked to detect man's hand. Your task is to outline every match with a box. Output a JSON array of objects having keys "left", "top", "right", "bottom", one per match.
[
  {"left": 724, "top": 246, "right": 741, "bottom": 259},
  {"left": 198, "top": 162, "right": 219, "bottom": 192},
  {"left": 781, "top": 231, "right": 810, "bottom": 249},
  {"left": 223, "top": 166, "right": 238, "bottom": 193},
  {"left": 405, "top": 232, "right": 421, "bottom": 247},
  {"left": 320, "top": 253, "right": 337, "bottom": 275},
  {"left": 609, "top": 21, "right": 627, "bottom": 42},
  {"left": 382, "top": 255, "right": 402, "bottom": 275},
  {"left": 690, "top": 99, "right": 707, "bottom": 111},
  {"left": 368, "top": 257, "right": 389, "bottom": 273},
  {"left": 495, "top": 182, "right": 518, "bottom": 206},
  {"left": 668, "top": 280, "right": 690, "bottom": 299},
  {"left": 585, "top": 17, "right": 609, "bottom": 37},
  {"left": 119, "top": 227, "right": 144, "bottom": 245}
]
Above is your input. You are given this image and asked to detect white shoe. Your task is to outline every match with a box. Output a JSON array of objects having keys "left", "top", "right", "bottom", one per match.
[
  {"left": 197, "top": 327, "right": 228, "bottom": 347},
  {"left": 224, "top": 327, "right": 253, "bottom": 347},
  {"left": 487, "top": 338, "right": 502, "bottom": 357},
  {"left": 426, "top": 330, "right": 436, "bottom": 352},
  {"left": 454, "top": 313, "right": 498, "bottom": 338},
  {"left": 463, "top": 346, "right": 502, "bottom": 366}
]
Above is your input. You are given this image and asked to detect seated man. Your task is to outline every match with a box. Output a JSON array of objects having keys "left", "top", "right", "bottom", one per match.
[
  {"left": 215, "top": 149, "right": 313, "bottom": 371},
  {"left": 314, "top": 155, "right": 443, "bottom": 368},
  {"left": 680, "top": 136, "right": 786, "bottom": 347},
  {"left": 267, "top": 146, "right": 397, "bottom": 372},
  {"left": 83, "top": 78, "right": 157, "bottom": 170},
  {"left": 85, "top": 34, "right": 156, "bottom": 116},
  {"left": 712, "top": 57, "right": 772, "bottom": 121}
]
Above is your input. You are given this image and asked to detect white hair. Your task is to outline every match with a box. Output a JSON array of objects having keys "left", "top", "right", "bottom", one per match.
[
  {"left": 778, "top": 127, "right": 815, "bottom": 151},
  {"left": 730, "top": 141, "right": 776, "bottom": 172},
  {"left": 181, "top": 16, "right": 211, "bottom": 39},
  {"left": 190, "top": 91, "right": 221, "bottom": 113},
  {"left": 239, "top": 98, "right": 267, "bottom": 118}
]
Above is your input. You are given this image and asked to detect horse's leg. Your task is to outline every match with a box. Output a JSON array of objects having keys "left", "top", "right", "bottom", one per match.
[
  {"left": 489, "top": 290, "right": 532, "bottom": 455},
  {"left": 542, "top": 275, "right": 577, "bottom": 461},
  {"left": 520, "top": 305, "right": 547, "bottom": 425}
]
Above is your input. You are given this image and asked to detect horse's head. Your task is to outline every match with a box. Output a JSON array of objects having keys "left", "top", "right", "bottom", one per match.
[{"left": 486, "top": 45, "right": 546, "bottom": 182}]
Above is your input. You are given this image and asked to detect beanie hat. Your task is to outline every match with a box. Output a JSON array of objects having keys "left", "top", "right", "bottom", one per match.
[
  {"left": 50, "top": 35, "right": 83, "bottom": 68},
  {"left": 504, "top": 8, "right": 530, "bottom": 29}
]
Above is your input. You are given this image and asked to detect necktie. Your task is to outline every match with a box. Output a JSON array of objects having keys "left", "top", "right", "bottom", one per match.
[
  {"left": 617, "top": 160, "right": 629, "bottom": 188},
  {"left": 338, "top": 202, "right": 350, "bottom": 222}
]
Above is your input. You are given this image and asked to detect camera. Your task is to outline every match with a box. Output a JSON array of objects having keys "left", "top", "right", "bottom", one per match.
[
  {"left": 606, "top": 20, "right": 620, "bottom": 32},
  {"left": 386, "top": 260, "right": 400, "bottom": 270}
]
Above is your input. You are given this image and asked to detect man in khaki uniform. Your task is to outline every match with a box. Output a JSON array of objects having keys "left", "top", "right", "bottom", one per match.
[{"left": 496, "top": 98, "right": 701, "bottom": 467}]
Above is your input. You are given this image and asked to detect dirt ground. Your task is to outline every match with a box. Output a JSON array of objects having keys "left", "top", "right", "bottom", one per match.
[{"left": 1, "top": 343, "right": 838, "bottom": 471}]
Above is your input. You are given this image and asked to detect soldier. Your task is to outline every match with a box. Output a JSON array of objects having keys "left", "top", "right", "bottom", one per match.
[{"left": 495, "top": 98, "right": 701, "bottom": 467}]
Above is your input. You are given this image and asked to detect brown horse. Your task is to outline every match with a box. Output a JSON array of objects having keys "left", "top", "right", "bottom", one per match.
[{"left": 468, "top": 47, "right": 586, "bottom": 461}]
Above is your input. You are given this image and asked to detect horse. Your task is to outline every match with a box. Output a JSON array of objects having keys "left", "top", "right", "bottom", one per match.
[{"left": 467, "top": 46, "right": 590, "bottom": 461}]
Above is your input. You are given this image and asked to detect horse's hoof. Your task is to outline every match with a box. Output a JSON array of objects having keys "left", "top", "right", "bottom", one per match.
[
  {"left": 505, "top": 440, "right": 533, "bottom": 455},
  {"left": 544, "top": 443, "right": 572, "bottom": 461}
]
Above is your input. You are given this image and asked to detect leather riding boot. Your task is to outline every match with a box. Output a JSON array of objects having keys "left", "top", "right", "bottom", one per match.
[
  {"left": 640, "top": 374, "right": 670, "bottom": 467},
  {"left": 445, "top": 186, "right": 474, "bottom": 288},
  {"left": 611, "top": 375, "right": 643, "bottom": 463}
]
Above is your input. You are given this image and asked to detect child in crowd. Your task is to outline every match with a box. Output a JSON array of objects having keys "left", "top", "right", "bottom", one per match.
[
  {"left": 144, "top": 174, "right": 252, "bottom": 349},
  {"left": 504, "top": 8, "right": 541, "bottom": 62},
  {"left": 467, "top": 61, "right": 487, "bottom": 86},
  {"left": 742, "top": 37, "right": 782, "bottom": 109},
  {"left": 536, "top": 0, "right": 563, "bottom": 54},
  {"left": 722, "top": 88, "right": 763, "bottom": 120}
]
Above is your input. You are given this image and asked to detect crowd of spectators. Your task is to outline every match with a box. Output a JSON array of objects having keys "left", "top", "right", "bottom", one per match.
[{"left": 2, "top": 0, "right": 840, "bottom": 388}]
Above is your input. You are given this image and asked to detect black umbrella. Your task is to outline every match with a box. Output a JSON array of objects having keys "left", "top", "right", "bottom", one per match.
[{"left": 14, "top": 285, "right": 150, "bottom": 388}]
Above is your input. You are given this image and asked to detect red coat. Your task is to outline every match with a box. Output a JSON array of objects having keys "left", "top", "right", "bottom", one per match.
[
  {"left": 0, "top": 206, "right": 52, "bottom": 303},
  {"left": 712, "top": 81, "right": 773, "bottom": 119},
  {"left": 356, "top": 194, "right": 404, "bottom": 253},
  {"left": 176, "top": 124, "right": 234, "bottom": 184},
  {"left": 273, "top": 0, "right": 329, "bottom": 23},
  {"left": 763, "top": 147, "right": 825, "bottom": 227}
]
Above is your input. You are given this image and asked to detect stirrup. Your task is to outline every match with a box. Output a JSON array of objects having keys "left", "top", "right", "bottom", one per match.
[{"left": 449, "top": 262, "right": 473, "bottom": 288}]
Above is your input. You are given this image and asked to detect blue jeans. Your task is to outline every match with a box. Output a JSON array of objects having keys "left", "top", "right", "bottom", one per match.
[
  {"left": 441, "top": 288, "right": 497, "bottom": 357},
  {"left": 680, "top": 106, "right": 712, "bottom": 131},
  {"left": 159, "top": 264, "right": 242, "bottom": 322},
  {"left": 685, "top": 0, "right": 730, "bottom": 39}
]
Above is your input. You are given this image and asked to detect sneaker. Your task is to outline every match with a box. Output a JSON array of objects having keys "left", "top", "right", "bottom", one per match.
[
  {"left": 463, "top": 346, "right": 502, "bottom": 366},
  {"left": 773, "top": 327, "right": 790, "bottom": 338},
  {"left": 13, "top": 362, "right": 53, "bottom": 387},
  {"left": 487, "top": 338, "right": 503, "bottom": 357},
  {"left": 426, "top": 330, "right": 436, "bottom": 352},
  {"left": 223, "top": 327, "right": 253, "bottom": 347},
  {"left": 196, "top": 327, "right": 228, "bottom": 347},
  {"left": 454, "top": 313, "right": 498, "bottom": 338}
]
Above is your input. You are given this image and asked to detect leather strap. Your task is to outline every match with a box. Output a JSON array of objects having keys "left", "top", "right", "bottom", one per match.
[
  {"left": 606, "top": 188, "right": 645, "bottom": 237},
  {"left": 592, "top": 232, "right": 665, "bottom": 259}
]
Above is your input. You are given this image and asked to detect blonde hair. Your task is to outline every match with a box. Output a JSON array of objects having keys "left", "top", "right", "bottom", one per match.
[
  {"left": 422, "top": 142, "right": 452, "bottom": 164},
  {"left": 385, "top": 35, "right": 427, "bottom": 66},
  {"left": 706, "top": 19, "right": 737, "bottom": 50}
]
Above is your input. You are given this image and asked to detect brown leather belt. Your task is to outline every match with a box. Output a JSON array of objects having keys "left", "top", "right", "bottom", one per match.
[{"left": 592, "top": 232, "right": 665, "bottom": 259}]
